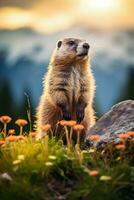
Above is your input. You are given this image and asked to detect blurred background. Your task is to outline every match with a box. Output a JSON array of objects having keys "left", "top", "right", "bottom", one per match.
[{"left": 0, "top": 0, "right": 134, "bottom": 129}]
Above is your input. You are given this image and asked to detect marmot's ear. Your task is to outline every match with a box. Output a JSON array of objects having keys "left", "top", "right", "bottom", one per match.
[{"left": 57, "top": 40, "right": 62, "bottom": 48}]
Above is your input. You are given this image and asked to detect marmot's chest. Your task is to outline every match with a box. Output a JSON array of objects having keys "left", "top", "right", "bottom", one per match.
[
  {"left": 69, "top": 67, "right": 82, "bottom": 102},
  {"left": 70, "top": 67, "right": 81, "bottom": 89}
]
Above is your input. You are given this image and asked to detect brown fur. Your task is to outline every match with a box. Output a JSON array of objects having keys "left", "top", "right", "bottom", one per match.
[{"left": 36, "top": 38, "right": 96, "bottom": 139}]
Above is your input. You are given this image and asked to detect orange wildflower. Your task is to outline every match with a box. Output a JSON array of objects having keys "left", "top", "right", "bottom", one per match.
[
  {"left": 89, "top": 170, "right": 99, "bottom": 177},
  {"left": 17, "top": 135, "right": 26, "bottom": 141},
  {"left": 0, "top": 140, "right": 5, "bottom": 146},
  {"left": 73, "top": 124, "right": 85, "bottom": 146},
  {"left": 73, "top": 124, "right": 85, "bottom": 131},
  {"left": 59, "top": 120, "right": 68, "bottom": 126},
  {"left": 15, "top": 119, "right": 28, "bottom": 135},
  {"left": 29, "top": 132, "right": 37, "bottom": 138},
  {"left": 8, "top": 129, "right": 15, "bottom": 135},
  {"left": 15, "top": 119, "right": 28, "bottom": 127},
  {"left": 88, "top": 134, "right": 100, "bottom": 142},
  {"left": 0, "top": 115, "right": 12, "bottom": 124},
  {"left": 6, "top": 136, "right": 18, "bottom": 142},
  {"left": 115, "top": 144, "right": 126, "bottom": 150},
  {"left": 59, "top": 120, "right": 76, "bottom": 127},
  {"left": 118, "top": 133, "right": 129, "bottom": 140},
  {"left": 127, "top": 131, "right": 134, "bottom": 137}
]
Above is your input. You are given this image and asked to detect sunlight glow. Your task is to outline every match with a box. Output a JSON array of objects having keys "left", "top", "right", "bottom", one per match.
[
  {"left": 0, "top": 0, "right": 133, "bottom": 33},
  {"left": 84, "top": 0, "right": 119, "bottom": 12}
]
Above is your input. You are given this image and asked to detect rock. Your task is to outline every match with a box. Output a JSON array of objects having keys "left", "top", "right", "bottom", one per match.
[{"left": 85, "top": 100, "right": 134, "bottom": 146}]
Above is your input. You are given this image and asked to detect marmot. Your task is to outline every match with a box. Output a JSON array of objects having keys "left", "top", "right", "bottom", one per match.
[{"left": 36, "top": 38, "right": 96, "bottom": 139}]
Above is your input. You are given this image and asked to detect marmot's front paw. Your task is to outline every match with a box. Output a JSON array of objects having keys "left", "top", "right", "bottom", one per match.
[
  {"left": 63, "top": 111, "right": 71, "bottom": 121},
  {"left": 76, "top": 108, "right": 84, "bottom": 123}
]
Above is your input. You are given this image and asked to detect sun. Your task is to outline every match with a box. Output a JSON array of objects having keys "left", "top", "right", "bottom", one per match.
[{"left": 83, "top": 0, "right": 119, "bottom": 12}]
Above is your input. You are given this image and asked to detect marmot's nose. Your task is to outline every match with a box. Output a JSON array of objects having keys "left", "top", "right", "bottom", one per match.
[{"left": 83, "top": 43, "right": 90, "bottom": 50}]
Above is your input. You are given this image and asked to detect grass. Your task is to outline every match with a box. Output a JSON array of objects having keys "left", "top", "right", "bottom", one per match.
[{"left": 0, "top": 117, "right": 134, "bottom": 200}]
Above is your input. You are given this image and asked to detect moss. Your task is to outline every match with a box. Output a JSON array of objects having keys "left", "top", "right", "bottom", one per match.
[{"left": 0, "top": 133, "right": 134, "bottom": 200}]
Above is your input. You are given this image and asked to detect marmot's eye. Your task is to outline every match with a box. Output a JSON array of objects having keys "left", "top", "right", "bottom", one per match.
[{"left": 68, "top": 41, "right": 75, "bottom": 46}]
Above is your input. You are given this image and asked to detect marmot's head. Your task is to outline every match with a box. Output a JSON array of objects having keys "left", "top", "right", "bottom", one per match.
[{"left": 51, "top": 38, "right": 90, "bottom": 65}]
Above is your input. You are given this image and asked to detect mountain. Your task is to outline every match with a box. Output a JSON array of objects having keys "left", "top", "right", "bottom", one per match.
[{"left": 0, "top": 27, "right": 134, "bottom": 115}]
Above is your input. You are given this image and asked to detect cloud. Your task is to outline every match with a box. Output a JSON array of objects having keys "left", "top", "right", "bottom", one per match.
[{"left": 0, "top": 0, "right": 133, "bottom": 33}]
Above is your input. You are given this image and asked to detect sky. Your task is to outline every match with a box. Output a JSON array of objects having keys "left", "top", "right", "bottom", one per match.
[{"left": 0, "top": 0, "right": 134, "bottom": 33}]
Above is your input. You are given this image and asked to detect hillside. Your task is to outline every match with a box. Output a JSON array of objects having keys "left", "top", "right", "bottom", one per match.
[{"left": 0, "top": 118, "right": 134, "bottom": 200}]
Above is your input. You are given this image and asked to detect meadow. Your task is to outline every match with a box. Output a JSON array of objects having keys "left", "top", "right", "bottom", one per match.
[{"left": 0, "top": 116, "right": 134, "bottom": 200}]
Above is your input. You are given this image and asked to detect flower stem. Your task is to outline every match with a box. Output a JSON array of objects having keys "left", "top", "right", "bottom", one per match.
[
  {"left": 50, "top": 128, "right": 53, "bottom": 138},
  {"left": 4, "top": 123, "right": 7, "bottom": 137},
  {"left": 64, "top": 126, "right": 69, "bottom": 145},
  {"left": 77, "top": 131, "right": 80, "bottom": 146},
  {"left": 70, "top": 127, "right": 73, "bottom": 143},
  {"left": 20, "top": 126, "right": 23, "bottom": 135},
  {"left": 64, "top": 126, "right": 70, "bottom": 157}
]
